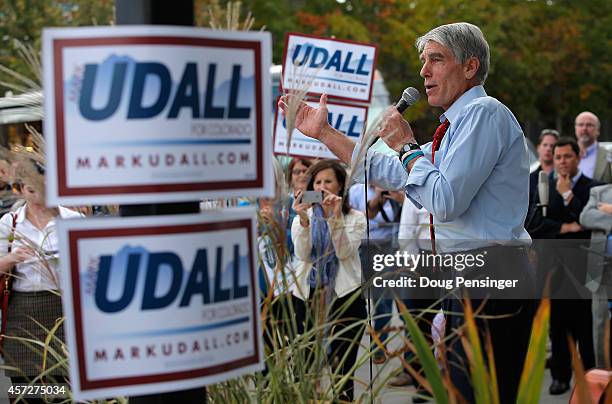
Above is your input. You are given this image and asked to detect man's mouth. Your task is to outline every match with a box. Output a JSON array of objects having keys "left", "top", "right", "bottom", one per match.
[{"left": 425, "top": 84, "right": 437, "bottom": 94}]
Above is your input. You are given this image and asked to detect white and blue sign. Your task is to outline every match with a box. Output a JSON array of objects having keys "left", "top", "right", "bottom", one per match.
[
  {"left": 58, "top": 210, "right": 262, "bottom": 400},
  {"left": 281, "top": 33, "right": 377, "bottom": 103},
  {"left": 43, "top": 26, "right": 273, "bottom": 206},
  {"left": 273, "top": 98, "right": 368, "bottom": 159}
]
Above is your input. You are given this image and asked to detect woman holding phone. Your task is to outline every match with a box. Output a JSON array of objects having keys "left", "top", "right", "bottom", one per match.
[{"left": 291, "top": 159, "right": 366, "bottom": 401}]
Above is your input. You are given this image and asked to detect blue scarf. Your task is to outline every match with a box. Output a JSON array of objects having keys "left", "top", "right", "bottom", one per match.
[{"left": 308, "top": 204, "right": 339, "bottom": 289}]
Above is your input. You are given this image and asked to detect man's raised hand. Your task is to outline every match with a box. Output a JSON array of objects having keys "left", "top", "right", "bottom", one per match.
[{"left": 278, "top": 94, "right": 330, "bottom": 141}]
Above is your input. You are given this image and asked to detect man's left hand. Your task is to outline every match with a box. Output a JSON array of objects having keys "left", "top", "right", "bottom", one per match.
[{"left": 378, "top": 106, "right": 417, "bottom": 152}]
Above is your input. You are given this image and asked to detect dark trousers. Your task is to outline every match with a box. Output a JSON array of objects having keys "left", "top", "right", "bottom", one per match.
[
  {"left": 261, "top": 293, "right": 298, "bottom": 378},
  {"left": 550, "top": 298, "right": 595, "bottom": 383},
  {"left": 293, "top": 288, "right": 367, "bottom": 401},
  {"left": 444, "top": 298, "right": 536, "bottom": 404},
  {"left": 129, "top": 389, "right": 207, "bottom": 404},
  {"left": 372, "top": 297, "right": 393, "bottom": 345},
  {"left": 401, "top": 298, "right": 439, "bottom": 394},
  {"left": 262, "top": 293, "right": 296, "bottom": 352},
  {"left": 442, "top": 246, "right": 537, "bottom": 404}
]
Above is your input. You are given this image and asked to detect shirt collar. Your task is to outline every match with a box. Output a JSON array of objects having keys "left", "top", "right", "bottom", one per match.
[
  {"left": 15, "top": 204, "right": 26, "bottom": 224},
  {"left": 439, "top": 85, "right": 487, "bottom": 124},
  {"left": 14, "top": 205, "right": 76, "bottom": 224},
  {"left": 571, "top": 170, "right": 582, "bottom": 187},
  {"left": 585, "top": 142, "right": 598, "bottom": 156}
]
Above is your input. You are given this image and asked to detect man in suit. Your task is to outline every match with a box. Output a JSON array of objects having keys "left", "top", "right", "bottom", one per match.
[
  {"left": 575, "top": 111, "right": 611, "bottom": 183},
  {"left": 580, "top": 184, "right": 612, "bottom": 367},
  {"left": 527, "top": 137, "right": 601, "bottom": 395},
  {"left": 529, "top": 129, "right": 559, "bottom": 197}
]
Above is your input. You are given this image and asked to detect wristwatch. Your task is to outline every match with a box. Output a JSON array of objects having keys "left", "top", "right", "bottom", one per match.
[{"left": 398, "top": 143, "right": 421, "bottom": 161}]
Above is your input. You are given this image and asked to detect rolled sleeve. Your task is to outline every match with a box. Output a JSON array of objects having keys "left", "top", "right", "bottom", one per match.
[
  {"left": 580, "top": 190, "right": 612, "bottom": 232},
  {"left": 350, "top": 141, "right": 409, "bottom": 191}
]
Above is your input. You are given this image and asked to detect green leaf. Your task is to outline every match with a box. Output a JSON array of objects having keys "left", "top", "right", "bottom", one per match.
[
  {"left": 516, "top": 298, "right": 550, "bottom": 404},
  {"left": 396, "top": 299, "right": 449, "bottom": 404}
]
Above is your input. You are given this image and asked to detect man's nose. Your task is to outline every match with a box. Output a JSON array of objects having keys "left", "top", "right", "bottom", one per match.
[{"left": 420, "top": 63, "right": 430, "bottom": 78}]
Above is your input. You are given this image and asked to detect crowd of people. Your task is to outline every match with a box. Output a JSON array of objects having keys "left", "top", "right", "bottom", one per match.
[{"left": 526, "top": 111, "right": 611, "bottom": 395}]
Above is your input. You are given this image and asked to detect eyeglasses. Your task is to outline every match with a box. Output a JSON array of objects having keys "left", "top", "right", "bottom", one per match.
[{"left": 292, "top": 169, "right": 307, "bottom": 175}]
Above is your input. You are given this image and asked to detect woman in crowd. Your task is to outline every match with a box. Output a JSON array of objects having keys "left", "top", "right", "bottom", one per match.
[
  {"left": 291, "top": 159, "right": 366, "bottom": 401},
  {"left": 0, "top": 160, "right": 81, "bottom": 395},
  {"left": 288, "top": 158, "right": 312, "bottom": 198}
]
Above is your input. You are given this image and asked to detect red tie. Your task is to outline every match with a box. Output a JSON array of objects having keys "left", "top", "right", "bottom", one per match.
[{"left": 429, "top": 120, "right": 450, "bottom": 255}]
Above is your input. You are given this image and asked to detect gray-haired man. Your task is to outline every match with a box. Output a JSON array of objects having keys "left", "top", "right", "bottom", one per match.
[{"left": 279, "top": 22, "right": 536, "bottom": 403}]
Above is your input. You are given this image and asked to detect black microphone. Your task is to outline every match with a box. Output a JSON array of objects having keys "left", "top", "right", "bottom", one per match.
[{"left": 368, "top": 87, "right": 420, "bottom": 147}]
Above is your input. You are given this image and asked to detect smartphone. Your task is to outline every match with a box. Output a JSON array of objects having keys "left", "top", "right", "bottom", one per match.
[{"left": 300, "top": 190, "right": 324, "bottom": 204}]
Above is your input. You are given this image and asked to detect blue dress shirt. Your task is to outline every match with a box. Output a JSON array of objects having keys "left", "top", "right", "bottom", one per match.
[
  {"left": 578, "top": 142, "right": 597, "bottom": 179},
  {"left": 351, "top": 86, "right": 531, "bottom": 251}
]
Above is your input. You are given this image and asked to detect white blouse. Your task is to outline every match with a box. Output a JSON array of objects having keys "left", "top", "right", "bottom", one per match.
[
  {"left": 0, "top": 205, "right": 82, "bottom": 292},
  {"left": 291, "top": 208, "right": 366, "bottom": 300}
]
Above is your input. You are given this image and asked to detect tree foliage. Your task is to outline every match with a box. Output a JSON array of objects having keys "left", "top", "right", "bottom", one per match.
[
  {"left": 0, "top": 0, "right": 114, "bottom": 93},
  {"left": 0, "top": 0, "right": 609, "bottom": 139},
  {"left": 233, "top": 0, "right": 611, "bottom": 140}
]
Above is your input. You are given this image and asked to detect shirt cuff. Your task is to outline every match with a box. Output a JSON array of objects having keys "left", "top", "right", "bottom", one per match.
[{"left": 403, "top": 157, "right": 437, "bottom": 209}]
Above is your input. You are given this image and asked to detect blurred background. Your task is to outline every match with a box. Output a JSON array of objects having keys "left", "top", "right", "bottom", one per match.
[{"left": 0, "top": 0, "right": 609, "bottom": 147}]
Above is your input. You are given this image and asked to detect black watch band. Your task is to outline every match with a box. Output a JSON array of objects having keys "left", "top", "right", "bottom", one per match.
[{"left": 398, "top": 143, "right": 421, "bottom": 161}]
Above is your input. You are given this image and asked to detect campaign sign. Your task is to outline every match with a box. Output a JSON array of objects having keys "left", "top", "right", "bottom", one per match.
[
  {"left": 43, "top": 26, "right": 273, "bottom": 206},
  {"left": 281, "top": 33, "right": 377, "bottom": 103},
  {"left": 273, "top": 98, "right": 367, "bottom": 159},
  {"left": 57, "top": 209, "right": 262, "bottom": 400}
]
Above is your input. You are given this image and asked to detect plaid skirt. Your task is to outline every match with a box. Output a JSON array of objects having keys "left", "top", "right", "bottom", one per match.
[{"left": 2, "top": 291, "right": 66, "bottom": 378}]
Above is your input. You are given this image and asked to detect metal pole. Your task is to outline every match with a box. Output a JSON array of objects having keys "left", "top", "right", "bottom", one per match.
[{"left": 115, "top": 1, "right": 204, "bottom": 402}]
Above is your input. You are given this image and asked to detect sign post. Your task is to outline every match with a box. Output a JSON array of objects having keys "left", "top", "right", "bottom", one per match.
[{"left": 117, "top": 4, "right": 201, "bottom": 402}]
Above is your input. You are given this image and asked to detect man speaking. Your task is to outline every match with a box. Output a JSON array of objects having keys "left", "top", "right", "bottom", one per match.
[{"left": 279, "top": 22, "right": 535, "bottom": 403}]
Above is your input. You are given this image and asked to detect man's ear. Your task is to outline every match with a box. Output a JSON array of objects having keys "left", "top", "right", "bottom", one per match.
[{"left": 464, "top": 57, "right": 480, "bottom": 80}]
